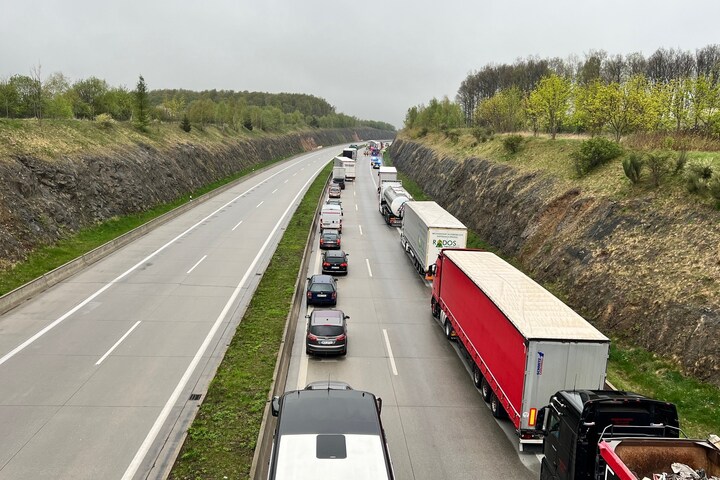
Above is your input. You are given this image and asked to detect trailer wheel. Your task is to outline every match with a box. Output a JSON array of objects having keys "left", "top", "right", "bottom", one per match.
[
  {"left": 490, "top": 393, "right": 507, "bottom": 419},
  {"left": 480, "top": 377, "right": 492, "bottom": 402},
  {"left": 444, "top": 320, "right": 454, "bottom": 340},
  {"left": 472, "top": 366, "right": 483, "bottom": 388}
]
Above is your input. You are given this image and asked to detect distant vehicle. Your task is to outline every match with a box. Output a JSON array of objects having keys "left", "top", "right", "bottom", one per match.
[
  {"left": 319, "top": 229, "right": 341, "bottom": 250},
  {"left": 305, "top": 308, "right": 349, "bottom": 356},
  {"left": 269, "top": 384, "right": 394, "bottom": 479},
  {"left": 306, "top": 274, "right": 337, "bottom": 306},
  {"left": 377, "top": 166, "right": 398, "bottom": 191},
  {"left": 320, "top": 204, "right": 342, "bottom": 232},
  {"left": 328, "top": 185, "right": 342, "bottom": 199},
  {"left": 342, "top": 147, "right": 358, "bottom": 160},
  {"left": 304, "top": 380, "right": 353, "bottom": 390},
  {"left": 322, "top": 249, "right": 348, "bottom": 274},
  {"left": 371, "top": 156, "right": 381, "bottom": 169}
]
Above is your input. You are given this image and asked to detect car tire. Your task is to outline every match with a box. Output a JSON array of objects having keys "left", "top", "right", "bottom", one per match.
[
  {"left": 490, "top": 393, "right": 506, "bottom": 419},
  {"left": 480, "top": 377, "right": 492, "bottom": 402},
  {"left": 306, "top": 348, "right": 311, "bottom": 355},
  {"left": 444, "top": 320, "right": 454, "bottom": 340}
]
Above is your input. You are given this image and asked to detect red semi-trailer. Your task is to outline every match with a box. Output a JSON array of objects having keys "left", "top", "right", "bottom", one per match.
[{"left": 431, "top": 249, "right": 610, "bottom": 447}]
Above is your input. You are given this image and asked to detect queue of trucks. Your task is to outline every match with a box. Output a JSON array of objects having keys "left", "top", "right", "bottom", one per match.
[{"left": 367, "top": 149, "right": 719, "bottom": 480}]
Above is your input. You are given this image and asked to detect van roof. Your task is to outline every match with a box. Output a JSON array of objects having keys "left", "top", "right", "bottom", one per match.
[{"left": 322, "top": 205, "right": 342, "bottom": 212}]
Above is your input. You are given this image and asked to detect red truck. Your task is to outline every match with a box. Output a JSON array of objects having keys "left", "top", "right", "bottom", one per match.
[{"left": 431, "top": 249, "right": 610, "bottom": 447}]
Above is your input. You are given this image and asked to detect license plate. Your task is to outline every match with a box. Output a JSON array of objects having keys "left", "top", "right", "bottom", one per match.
[
  {"left": 320, "top": 340, "right": 334, "bottom": 345},
  {"left": 331, "top": 266, "right": 339, "bottom": 269},
  {"left": 316, "top": 294, "right": 327, "bottom": 298}
]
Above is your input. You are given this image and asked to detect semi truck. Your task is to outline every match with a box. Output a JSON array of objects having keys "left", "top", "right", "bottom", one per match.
[
  {"left": 401, "top": 202, "right": 467, "bottom": 278},
  {"left": 377, "top": 166, "right": 397, "bottom": 192},
  {"left": 342, "top": 147, "right": 357, "bottom": 160},
  {"left": 378, "top": 182, "right": 412, "bottom": 227},
  {"left": 536, "top": 389, "right": 720, "bottom": 480},
  {"left": 430, "top": 249, "right": 610, "bottom": 448},
  {"left": 332, "top": 166, "right": 346, "bottom": 189},
  {"left": 341, "top": 158, "right": 356, "bottom": 181}
]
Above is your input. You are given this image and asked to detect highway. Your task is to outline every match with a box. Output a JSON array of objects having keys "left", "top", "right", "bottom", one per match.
[
  {"left": 0, "top": 146, "right": 337, "bottom": 480},
  {"left": 284, "top": 149, "right": 540, "bottom": 479}
]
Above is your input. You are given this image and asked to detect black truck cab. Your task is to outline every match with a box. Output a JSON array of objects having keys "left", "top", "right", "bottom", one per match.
[{"left": 537, "top": 390, "right": 679, "bottom": 480}]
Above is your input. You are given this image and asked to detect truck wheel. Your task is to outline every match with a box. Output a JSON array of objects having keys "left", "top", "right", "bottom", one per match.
[
  {"left": 480, "top": 377, "right": 492, "bottom": 402},
  {"left": 490, "top": 393, "right": 507, "bottom": 419},
  {"left": 444, "top": 320, "right": 454, "bottom": 340},
  {"left": 431, "top": 298, "right": 440, "bottom": 319},
  {"left": 473, "top": 366, "right": 483, "bottom": 388}
]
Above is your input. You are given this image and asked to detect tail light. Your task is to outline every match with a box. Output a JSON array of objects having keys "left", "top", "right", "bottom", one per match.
[
  {"left": 307, "top": 291, "right": 312, "bottom": 299},
  {"left": 337, "top": 239, "right": 341, "bottom": 245},
  {"left": 340, "top": 263, "right": 347, "bottom": 267},
  {"left": 331, "top": 292, "right": 336, "bottom": 299},
  {"left": 336, "top": 334, "right": 346, "bottom": 341},
  {"left": 319, "top": 238, "right": 324, "bottom": 244},
  {"left": 307, "top": 333, "right": 318, "bottom": 341},
  {"left": 323, "top": 262, "right": 330, "bottom": 267}
]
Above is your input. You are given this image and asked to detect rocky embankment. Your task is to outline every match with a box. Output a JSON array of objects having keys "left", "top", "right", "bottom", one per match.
[
  {"left": 0, "top": 128, "right": 391, "bottom": 268},
  {"left": 389, "top": 138, "right": 720, "bottom": 386}
]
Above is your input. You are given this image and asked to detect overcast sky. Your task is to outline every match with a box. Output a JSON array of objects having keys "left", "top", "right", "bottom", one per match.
[{"left": 2, "top": 0, "right": 720, "bottom": 128}]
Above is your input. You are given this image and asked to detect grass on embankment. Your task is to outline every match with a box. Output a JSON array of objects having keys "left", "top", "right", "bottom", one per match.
[
  {"left": 168, "top": 162, "right": 332, "bottom": 479},
  {"left": 383, "top": 148, "right": 720, "bottom": 438},
  {"left": 0, "top": 156, "right": 289, "bottom": 296}
]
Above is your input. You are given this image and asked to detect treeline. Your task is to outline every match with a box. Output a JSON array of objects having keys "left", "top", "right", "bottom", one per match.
[
  {"left": 0, "top": 70, "right": 395, "bottom": 132},
  {"left": 406, "top": 44, "right": 720, "bottom": 141}
]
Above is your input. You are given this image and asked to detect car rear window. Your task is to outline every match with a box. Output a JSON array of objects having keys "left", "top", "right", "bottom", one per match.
[
  {"left": 310, "top": 283, "right": 334, "bottom": 293},
  {"left": 310, "top": 324, "right": 344, "bottom": 336}
]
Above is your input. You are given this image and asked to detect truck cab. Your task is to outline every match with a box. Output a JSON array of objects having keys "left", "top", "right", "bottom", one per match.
[{"left": 537, "top": 390, "right": 679, "bottom": 480}]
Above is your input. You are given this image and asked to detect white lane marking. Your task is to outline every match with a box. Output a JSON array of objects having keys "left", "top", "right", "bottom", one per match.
[
  {"left": 96, "top": 321, "right": 142, "bottom": 366},
  {"left": 284, "top": 179, "right": 288, "bottom": 184},
  {"left": 301, "top": 167, "right": 305, "bottom": 171},
  {"left": 256, "top": 201, "right": 264, "bottom": 208},
  {"left": 355, "top": 204, "right": 358, "bottom": 211},
  {"left": 122, "top": 159, "right": 330, "bottom": 480},
  {"left": 186, "top": 255, "right": 207, "bottom": 274},
  {"left": 232, "top": 220, "right": 243, "bottom": 231},
  {"left": 365, "top": 258, "right": 372, "bottom": 277},
  {"left": 0, "top": 154, "right": 312, "bottom": 368},
  {"left": 293, "top": 172, "right": 297, "bottom": 177},
  {"left": 359, "top": 225, "right": 363, "bottom": 236},
  {"left": 382, "top": 329, "right": 398, "bottom": 376},
  {"left": 272, "top": 188, "right": 278, "bottom": 194},
  {"left": 353, "top": 190, "right": 356, "bottom": 197}
]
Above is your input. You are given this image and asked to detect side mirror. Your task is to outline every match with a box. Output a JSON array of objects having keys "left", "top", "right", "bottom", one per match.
[
  {"left": 344, "top": 315, "right": 350, "bottom": 319},
  {"left": 271, "top": 396, "right": 280, "bottom": 417},
  {"left": 305, "top": 314, "right": 311, "bottom": 319},
  {"left": 376, "top": 397, "right": 383, "bottom": 414}
]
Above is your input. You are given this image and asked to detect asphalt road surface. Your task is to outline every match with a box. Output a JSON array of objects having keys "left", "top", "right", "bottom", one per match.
[
  {"left": 285, "top": 149, "right": 541, "bottom": 479},
  {"left": 0, "top": 146, "right": 338, "bottom": 480}
]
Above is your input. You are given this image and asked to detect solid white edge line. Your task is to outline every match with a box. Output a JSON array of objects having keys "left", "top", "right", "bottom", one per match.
[
  {"left": 232, "top": 220, "right": 243, "bottom": 231},
  {"left": 186, "top": 255, "right": 207, "bottom": 274},
  {"left": 284, "top": 179, "right": 288, "bottom": 183},
  {"left": 382, "top": 329, "right": 398, "bottom": 376},
  {"left": 0, "top": 155, "right": 312, "bottom": 369},
  {"left": 256, "top": 201, "right": 264, "bottom": 208},
  {"left": 121, "top": 159, "right": 330, "bottom": 480},
  {"left": 365, "top": 258, "right": 372, "bottom": 277},
  {"left": 359, "top": 225, "right": 363, "bottom": 236},
  {"left": 96, "top": 321, "right": 142, "bottom": 366}
]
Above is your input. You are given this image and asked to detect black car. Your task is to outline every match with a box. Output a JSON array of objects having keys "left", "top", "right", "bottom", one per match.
[
  {"left": 305, "top": 309, "right": 348, "bottom": 355},
  {"left": 304, "top": 380, "right": 353, "bottom": 390},
  {"left": 306, "top": 274, "right": 337, "bottom": 306},
  {"left": 319, "top": 229, "right": 341, "bottom": 250},
  {"left": 322, "top": 249, "right": 348, "bottom": 274}
]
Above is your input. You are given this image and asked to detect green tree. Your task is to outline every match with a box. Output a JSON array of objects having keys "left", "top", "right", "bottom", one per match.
[
  {"left": 475, "top": 87, "right": 525, "bottom": 132},
  {"left": 187, "top": 98, "right": 215, "bottom": 126},
  {"left": 0, "top": 78, "right": 19, "bottom": 117},
  {"left": 573, "top": 81, "right": 607, "bottom": 136},
  {"left": 602, "top": 75, "right": 655, "bottom": 142},
  {"left": 527, "top": 74, "right": 572, "bottom": 139},
  {"left": 71, "top": 77, "right": 109, "bottom": 118},
  {"left": 133, "top": 75, "right": 149, "bottom": 131},
  {"left": 181, "top": 114, "right": 191, "bottom": 132}
]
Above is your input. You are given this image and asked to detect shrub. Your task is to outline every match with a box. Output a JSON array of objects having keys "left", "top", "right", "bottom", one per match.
[
  {"left": 181, "top": 115, "right": 191, "bottom": 132},
  {"left": 446, "top": 129, "right": 460, "bottom": 144},
  {"left": 571, "top": 137, "right": 623, "bottom": 176},
  {"left": 645, "top": 151, "right": 672, "bottom": 187},
  {"left": 622, "top": 153, "right": 644, "bottom": 184},
  {"left": 95, "top": 113, "right": 115, "bottom": 129},
  {"left": 416, "top": 127, "right": 429, "bottom": 138},
  {"left": 674, "top": 150, "right": 688, "bottom": 174},
  {"left": 708, "top": 176, "right": 720, "bottom": 205},
  {"left": 502, "top": 135, "right": 524, "bottom": 154},
  {"left": 472, "top": 126, "right": 494, "bottom": 143},
  {"left": 685, "top": 163, "right": 714, "bottom": 193}
]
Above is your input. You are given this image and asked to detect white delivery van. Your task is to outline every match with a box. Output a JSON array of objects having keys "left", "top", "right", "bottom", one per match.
[{"left": 320, "top": 204, "right": 343, "bottom": 233}]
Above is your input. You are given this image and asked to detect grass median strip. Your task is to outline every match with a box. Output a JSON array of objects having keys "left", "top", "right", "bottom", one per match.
[{"left": 169, "top": 162, "right": 332, "bottom": 479}]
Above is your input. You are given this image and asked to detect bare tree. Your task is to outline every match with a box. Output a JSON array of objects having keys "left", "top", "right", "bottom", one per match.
[
  {"left": 626, "top": 52, "right": 647, "bottom": 77},
  {"left": 29, "top": 63, "right": 42, "bottom": 120},
  {"left": 602, "top": 54, "right": 627, "bottom": 84}
]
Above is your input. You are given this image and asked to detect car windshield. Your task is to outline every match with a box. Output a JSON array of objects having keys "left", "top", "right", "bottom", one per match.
[
  {"left": 310, "top": 283, "right": 334, "bottom": 293},
  {"left": 325, "top": 251, "right": 344, "bottom": 259},
  {"left": 310, "top": 324, "right": 344, "bottom": 336}
]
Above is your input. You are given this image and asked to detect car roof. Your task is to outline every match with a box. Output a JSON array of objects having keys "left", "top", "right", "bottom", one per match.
[
  {"left": 310, "top": 310, "right": 345, "bottom": 325},
  {"left": 309, "top": 274, "right": 335, "bottom": 283},
  {"left": 305, "top": 381, "right": 353, "bottom": 391},
  {"left": 324, "top": 250, "right": 345, "bottom": 257},
  {"left": 322, "top": 230, "right": 339, "bottom": 236}
]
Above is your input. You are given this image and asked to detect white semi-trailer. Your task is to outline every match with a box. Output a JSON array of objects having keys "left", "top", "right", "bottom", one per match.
[
  {"left": 377, "top": 166, "right": 397, "bottom": 192},
  {"left": 400, "top": 201, "right": 467, "bottom": 278},
  {"left": 341, "top": 158, "right": 356, "bottom": 181},
  {"left": 378, "top": 182, "right": 412, "bottom": 227}
]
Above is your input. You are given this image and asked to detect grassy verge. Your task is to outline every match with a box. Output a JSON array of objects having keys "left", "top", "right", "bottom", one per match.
[
  {"left": 0, "top": 156, "right": 291, "bottom": 296},
  {"left": 383, "top": 148, "right": 720, "bottom": 438},
  {"left": 169, "top": 162, "right": 332, "bottom": 479}
]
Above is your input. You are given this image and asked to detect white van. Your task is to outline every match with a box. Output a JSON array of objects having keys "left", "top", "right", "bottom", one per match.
[{"left": 320, "top": 204, "right": 343, "bottom": 233}]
